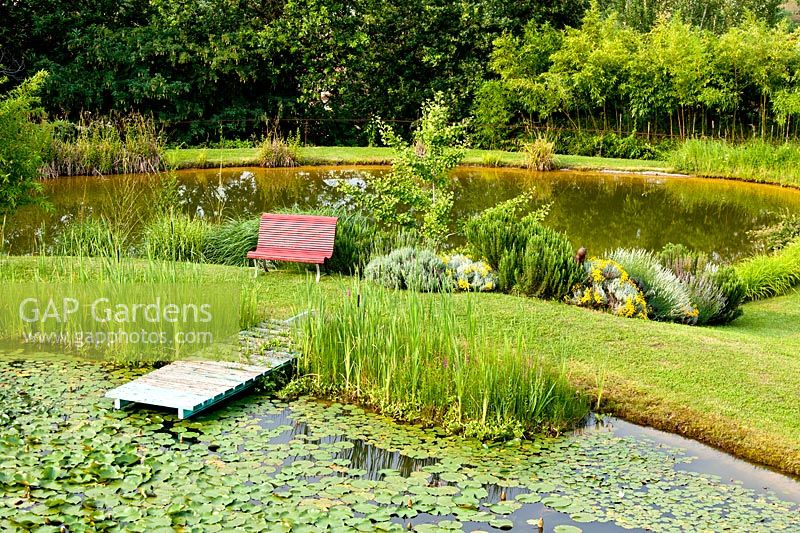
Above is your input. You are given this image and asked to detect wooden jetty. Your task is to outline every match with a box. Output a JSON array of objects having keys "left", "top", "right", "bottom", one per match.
[
  {"left": 106, "top": 319, "right": 298, "bottom": 419},
  {"left": 105, "top": 360, "right": 278, "bottom": 419}
]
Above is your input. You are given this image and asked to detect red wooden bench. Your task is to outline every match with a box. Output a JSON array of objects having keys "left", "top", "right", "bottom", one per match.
[{"left": 246, "top": 213, "right": 338, "bottom": 281}]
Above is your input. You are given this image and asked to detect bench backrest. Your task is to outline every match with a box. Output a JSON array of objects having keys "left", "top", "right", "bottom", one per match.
[{"left": 252, "top": 213, "right": 338, "bottom": 262}]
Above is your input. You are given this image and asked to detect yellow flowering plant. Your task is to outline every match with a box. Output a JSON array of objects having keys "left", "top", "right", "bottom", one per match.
[
  {"left": 570, "top": 258, "right": 648, "bottom": 319},
  {"left": 442, "top": 254, "right": 498, "bottom": 292}
]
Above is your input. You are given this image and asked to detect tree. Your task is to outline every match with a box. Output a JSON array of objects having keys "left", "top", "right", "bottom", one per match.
[
  {"left": 603, "top": 0, "right": 783, "bottom": 32},
  {"left": 1, "top": 0, "right": 590, "bottom": 144},
  {"left": 0, "top": 70, "right": 51, "bottom": 250},
  {"left": 358, "top": 93, "right": 467, "bottom": 244},
  {"left": 550, "top": 5, "right": 640, "bottom": 131},
  {"left": 714, "top": 16, "right": 796, "bottom": 138}
]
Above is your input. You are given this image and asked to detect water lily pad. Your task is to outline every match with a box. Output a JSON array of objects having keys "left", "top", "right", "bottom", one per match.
[
  {"left": 541, "top": 495, "right": 572, "bottom": 511},
  {"left": 489, "top": 517, "right": 514, "bottom": 529}
]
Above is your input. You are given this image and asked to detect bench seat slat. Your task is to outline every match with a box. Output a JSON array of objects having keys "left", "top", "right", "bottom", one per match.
[{"left": 247, "top": 213, "right": 338, "bottom": 266}]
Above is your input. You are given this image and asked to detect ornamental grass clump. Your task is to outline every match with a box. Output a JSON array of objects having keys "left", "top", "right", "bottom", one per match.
[
  {"left": 365, "top": 247, "right": 449, "bottom": 292},
  {"left": 523, "top": 135, "right": 556, "bottom": 171},
  {"left": 570, "top": 258, "right": 648, "bottom": 319},
  {"left": 294, "top": 280, "right": 588, "bottom": 438},
  {"left": 142, "top": 213, "right": 210, "bottom": 262},
  {"left": 735, "top": 240, "right": 800, "bottom": 300},
  {"left": 657, "top": 243, "right": 745, "bottom": 325},
  {"left": 601, "top": 246, "right": 745, "bottom": 325},
  {"left": 53, "top": 217, "right": 119, "bottom": 259},
  {"left": 609, "top": 248, "right": 698, "bottom": 323},
  {"left": 203, "top": 218, "right": 260, "bottom": 266},
  {"left": 257, "top": 129, "right": 300, "bottom": 168}
]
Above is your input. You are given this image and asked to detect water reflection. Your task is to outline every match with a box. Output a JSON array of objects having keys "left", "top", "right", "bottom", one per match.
[
  {"left": 7, "top": 166, "right": 800, "bottom": 260},
  {"left": 264, "top": 404, "right": 635, "bottom": 532},
  {"left": 578, "top": 414, "right": 800, "bottom": 505},
  {"left": 289, "top": 420, "right": 438, "bottom": 479}
]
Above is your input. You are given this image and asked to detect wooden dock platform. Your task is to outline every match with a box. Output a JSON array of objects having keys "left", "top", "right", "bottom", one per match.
[
  {"left": 106, "top": 318, "right": 299, "bottom": 419},
  {"left": 105, "top": 360, "right": 276, "bottom": 419}
]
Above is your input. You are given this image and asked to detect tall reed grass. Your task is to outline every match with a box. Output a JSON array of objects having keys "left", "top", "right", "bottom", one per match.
[
  {"left": 41, "top": 113, "right": 164, "bottom": 177},
  {"left": 143, "top": 213, "right": 210, "bottom": 262},
  {"left": 523, "top": 136, "right": 556, "bottom": 171},
  {"left": 258, "top": 129, "right": 300, "bottom": 168},
  {"left": 294, "top": 280, "right": 588, "bottom": 439},
  {"left": 0, "top": 255, "right": 264, "bottom": 364},
  {"left": 669, "top": 139, "right": 800, "bottom": 186},
  {"left": 53, "top": 217, "right": 120, "bottom": 259},
  {"left": 735, "top": 240, "right": 800, "bottom": 300},
  {"left": 203, "top": 218, "right": 261, "bottom": 266}
]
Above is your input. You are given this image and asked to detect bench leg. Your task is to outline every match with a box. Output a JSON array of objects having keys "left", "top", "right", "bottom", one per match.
[{"left": 316, "top": 264, "right": 321, "bottom": 283}]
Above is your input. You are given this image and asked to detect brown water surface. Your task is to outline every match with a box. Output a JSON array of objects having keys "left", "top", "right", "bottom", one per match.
[{"left": 7, "top": 166, "right": 800, "bottom": 259}]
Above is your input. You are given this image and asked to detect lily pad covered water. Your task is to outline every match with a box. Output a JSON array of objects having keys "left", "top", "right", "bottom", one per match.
[
  {"left": 1, "top": 355, "right": 798, "bottom": 531},
  {"left": 7, "top": 167, "right": 800, "bottom": 259}
]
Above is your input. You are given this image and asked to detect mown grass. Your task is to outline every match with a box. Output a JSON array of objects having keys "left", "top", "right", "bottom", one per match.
[
  {"left": 4, "top": 255, "right": 799, "bottom": 474},
  {"left": 165, "top": 146, "right": 668, "bottom": 172},
  {"left": 165, "top": 142, "right": 800, "bottom": 189}
]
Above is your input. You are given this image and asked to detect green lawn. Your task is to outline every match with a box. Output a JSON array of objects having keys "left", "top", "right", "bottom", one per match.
[
  {"left": 3, "top": 255, "right": 799, "bottom": 474},
  {"left": 164, "top": 146, "right": 669, "bottom": 173}
]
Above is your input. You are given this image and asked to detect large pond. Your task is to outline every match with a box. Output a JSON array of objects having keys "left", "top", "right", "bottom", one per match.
[
  {"left": 6, "top": 166, "right": 800, "bottom": 260},
  {"left": 2, "top": 355, "right": 799, "bottom": 531}
]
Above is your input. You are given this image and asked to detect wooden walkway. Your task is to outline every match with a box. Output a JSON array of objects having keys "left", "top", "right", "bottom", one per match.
[
  {"left": 105, "top": 318, "right": 299, "bottom": 419},
  {"left": 105, "top": 360, "right": 275, "bottom": 419}
]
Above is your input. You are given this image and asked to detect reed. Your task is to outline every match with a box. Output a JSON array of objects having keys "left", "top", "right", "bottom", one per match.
[
  {"left": 0, "top": 255, "right": 263, "bottom": 364},
  {"left": 257, "top": 129, "right": 300, "bottom": 168},
  {"left": 294, "top": 280, "right": 588, "bottom": 439},
  {"left": 669, "top": 139, "right": 800, "bottom": 187},
  {"left": 41, "top": 113, "right": 164, "bottom": 177},
  {"left": 523, "top": 136, "right": 556, "bottom": 171},
  {"left": 204, "top": 218, "right": 261, "bottom": 266},
  {"left": 53, "top": 216, "right": 120, "bottom": 259},
  {"left": 142, "top": 213, "right": 210, "bottom": 262}
]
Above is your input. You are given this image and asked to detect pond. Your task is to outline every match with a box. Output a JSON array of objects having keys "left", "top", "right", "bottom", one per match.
[
  {"left": 2, "top": 354, "right": 799, "bottom": 531},
  {"left": 6, "top": 166, "right": 800, "bottom": 260}
]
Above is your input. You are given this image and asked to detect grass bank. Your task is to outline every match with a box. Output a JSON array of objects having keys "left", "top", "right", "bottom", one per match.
[
  {"left": 165, "top": 146, "right": 668, "bottom": 173},
  {"left": 4, "top": 255, "right": 799, "bottom": 475},
  {"left": 299, "top": 271, "right": 800, "bottom": 474},
  {"left": 669, "top": 139, "right": 800, "bottom": 188},
  {"left": 164, "top": 143, "right": 800, "bottom": 189}
]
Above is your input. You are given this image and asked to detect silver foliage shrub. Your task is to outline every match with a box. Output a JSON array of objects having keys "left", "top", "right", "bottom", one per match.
[
  {"left": 609, "top": 248, "right": 698, "bottom": 323},
  {"left": 365, "top": 247, "right": 450, "bottom": 292}
]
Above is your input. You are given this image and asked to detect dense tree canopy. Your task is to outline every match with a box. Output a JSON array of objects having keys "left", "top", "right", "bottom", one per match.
[
  {"left": 477, "top": 5, "right": 800, "bottom": 145},
  {"left": 0, "top": 0, "right": 587, "bottom": 144},
  {"left": 0, "top": 0, "right": 793, "bottom": 145}
]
